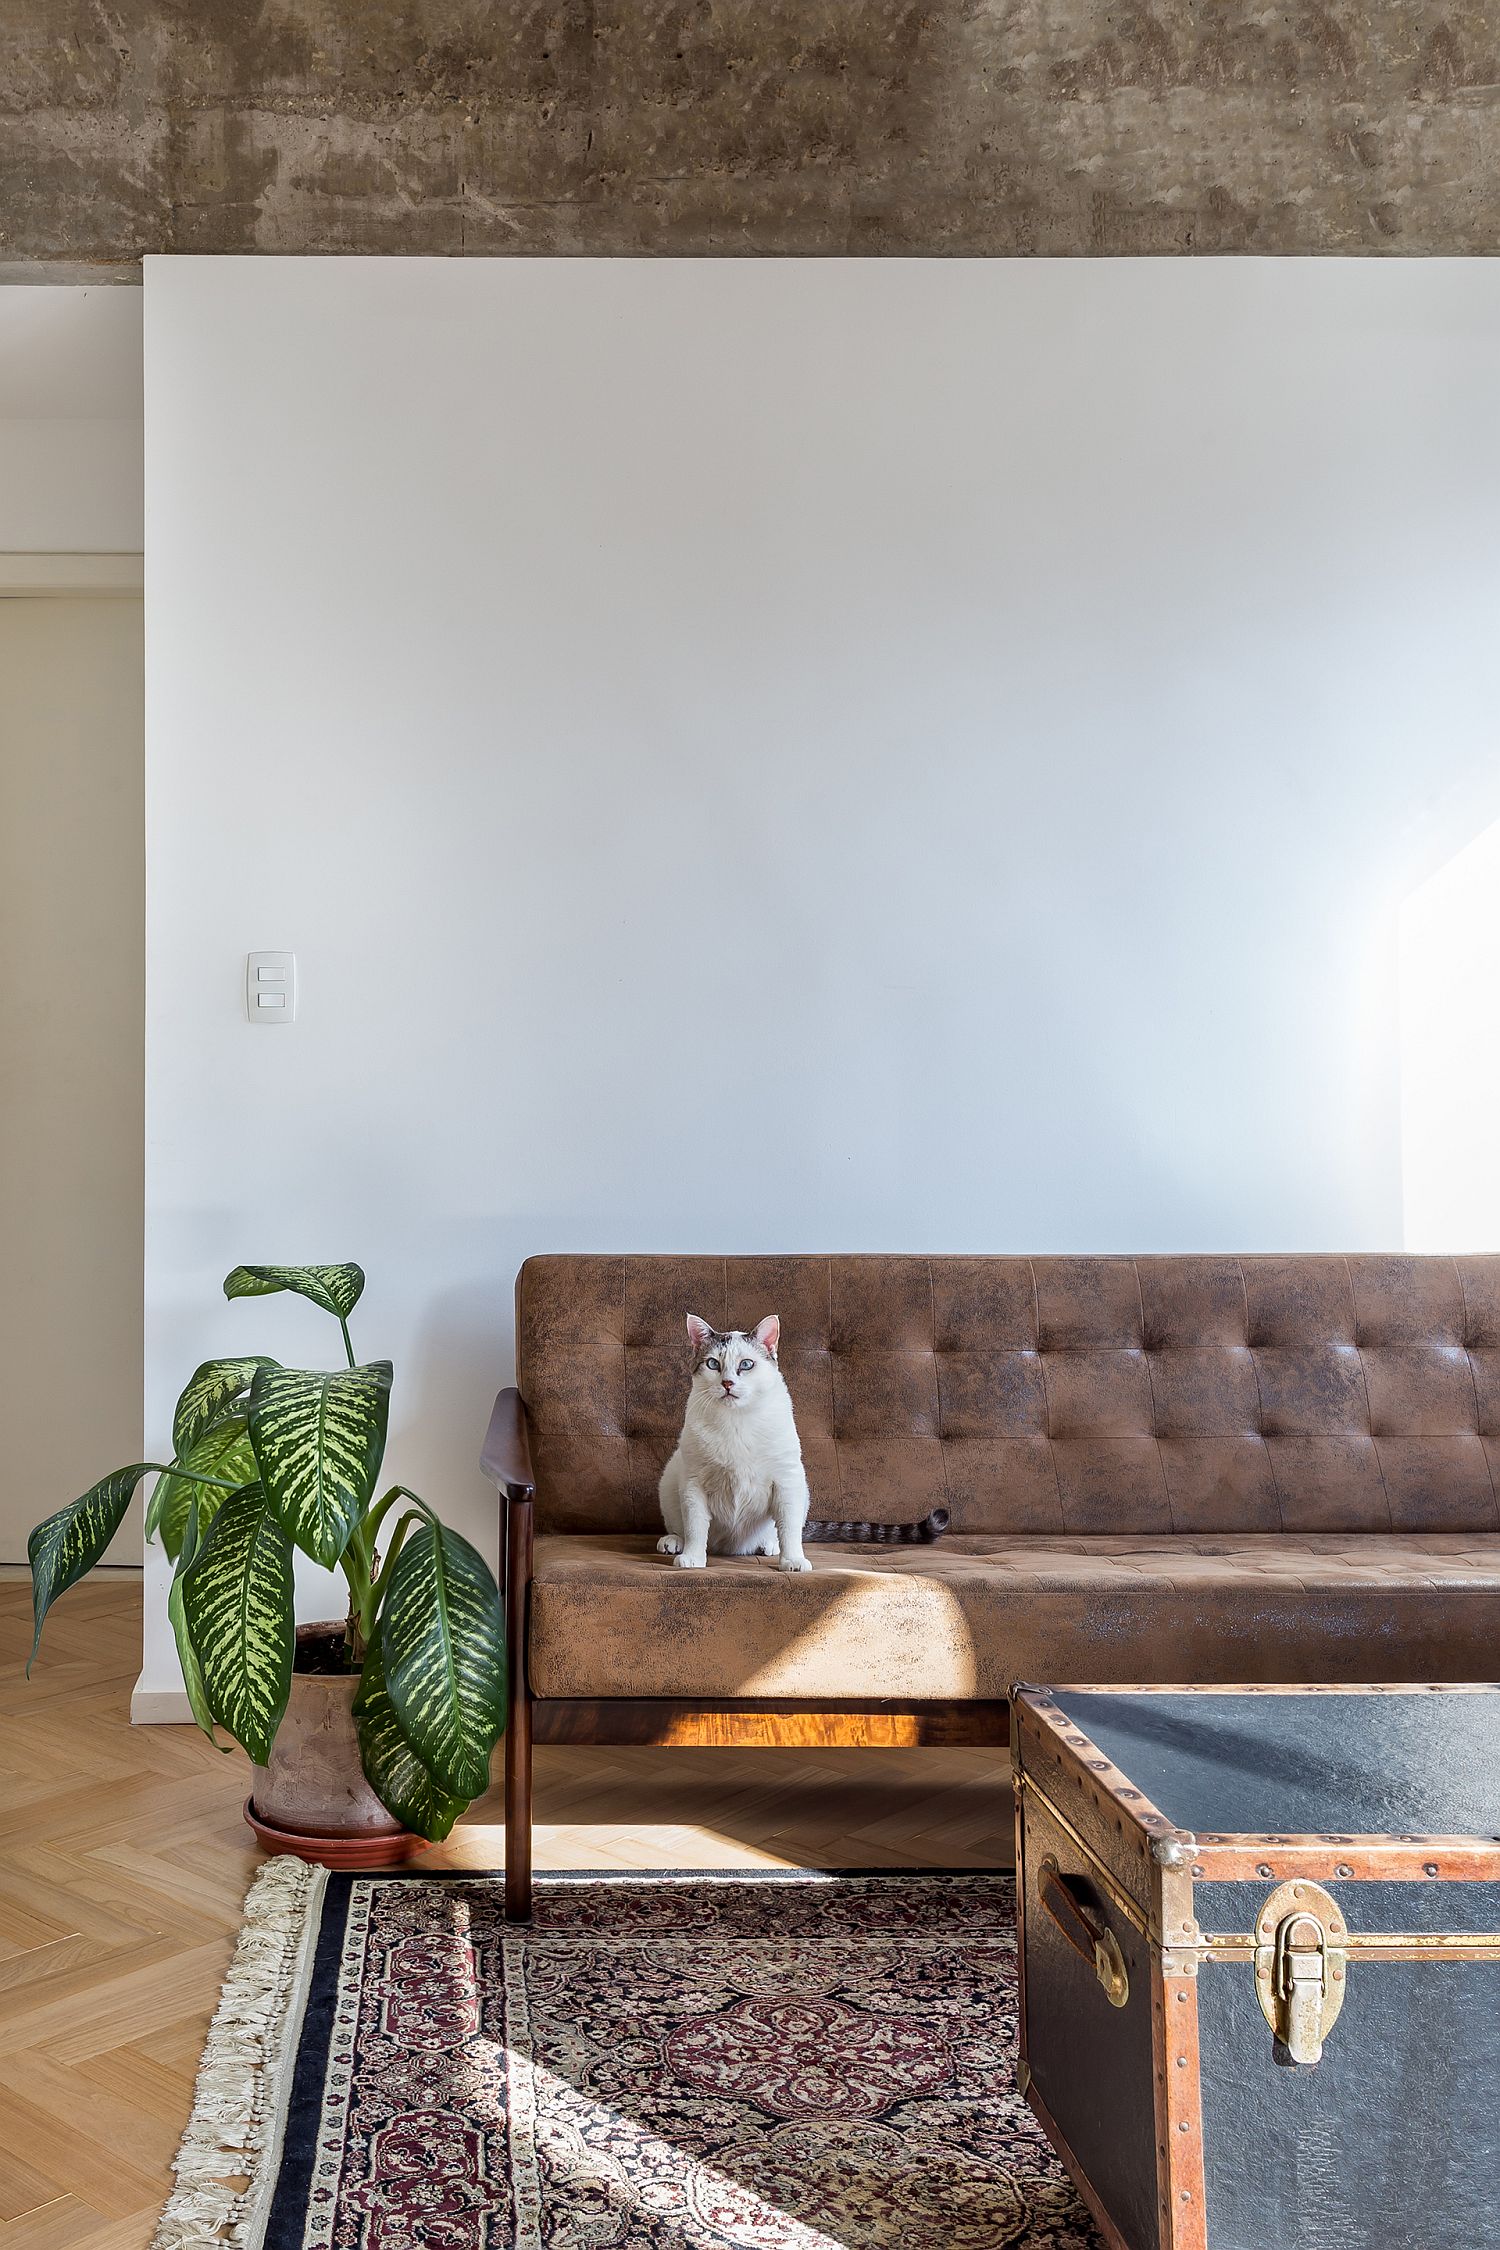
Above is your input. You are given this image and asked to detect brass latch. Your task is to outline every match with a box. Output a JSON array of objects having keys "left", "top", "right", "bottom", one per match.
[{"left": 1254, "top": 1880, "right": 1347, "bottom": 2066}]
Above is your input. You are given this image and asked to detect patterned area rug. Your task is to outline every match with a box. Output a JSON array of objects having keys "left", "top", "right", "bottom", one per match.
[{"left": 155, "top": 1860, "right": 1100, "bottom": 2250}]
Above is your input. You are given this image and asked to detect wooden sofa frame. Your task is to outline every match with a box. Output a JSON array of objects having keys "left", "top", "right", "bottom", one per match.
[{"left": 483, "top": 1387, "right": 1009, "bottom": 1921}]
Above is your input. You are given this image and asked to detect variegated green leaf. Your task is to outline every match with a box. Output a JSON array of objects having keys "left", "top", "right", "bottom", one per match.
[
  {"left": 28, "top": 1464, "right": 154, "bottom": 1670},
  {"left": 172, "top": 1356, "right": 278, "bottom": 1457},
  {"left": 381, "top": 1521, "right": 506, "bottom": 1800},
  {"left": 147, "top": 1415, "right": 258, "bottom": 1561},
  {"left": 224, "top": 1264, "right": 366, "bottom": 1321},
  {"left": 181, "top": 1482, "right": 294, "bottom": 1764},
  {"left": 353, "top": 1629, "right": 465, "bottom": 1842},
  {"left": 247, "top": 1362, "right": 392, "bottom": 1567},
  {"left": 168, "top": 1503, "right": 230, "bottom": 1751}
]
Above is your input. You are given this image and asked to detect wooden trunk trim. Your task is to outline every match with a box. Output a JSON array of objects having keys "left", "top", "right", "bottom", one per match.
[
  {"left": 1015, "top": 1688, "right": 1184, "bottom": 1850},
  {"left": 529, "top": 1698, "right": 1011, "bottom": 1749},
  {"left": 1013, "top": 1725, "right": 1031, "bottom": 2082},
  {"left": 1157, "top": 1953, "right": 1209, "bottom": 2250},
  {"left": 1011, "top": 1696, "right": 1163, "bottom": 1931},
  {"left": 1188, "top": 1835, "right": 1500, "bottom": 1883}
]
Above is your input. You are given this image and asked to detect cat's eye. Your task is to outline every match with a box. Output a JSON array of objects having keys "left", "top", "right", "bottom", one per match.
[
  {"left": 705, "top": 1357, "right": 721, "bottom": 1372},
  {"left": 737, "top": 1359, "right": 754, "bottom": 1374}
]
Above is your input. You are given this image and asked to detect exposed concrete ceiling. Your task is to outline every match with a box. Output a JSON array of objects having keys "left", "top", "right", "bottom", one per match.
[{"left": 2, "top": 1, "right": 1495, "bottom": 268}]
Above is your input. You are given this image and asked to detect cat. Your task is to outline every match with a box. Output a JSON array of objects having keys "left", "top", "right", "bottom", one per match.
[
  {"left": 656, "top": 1314, "right": 953, "bottom": 1570},
  {"left": 657, "top": 1314, "right": 813, "bottom": 1571}
]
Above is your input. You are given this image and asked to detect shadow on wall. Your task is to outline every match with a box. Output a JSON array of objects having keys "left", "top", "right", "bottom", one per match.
[
  {"left": 402, "top": 1259, "right": 529, "bottom": 1557},
  {"left": 408, "top": 1270, "right": 516, "bottom": 1419}
]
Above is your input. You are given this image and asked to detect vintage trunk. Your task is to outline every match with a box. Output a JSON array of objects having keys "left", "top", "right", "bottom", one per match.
[{"left": 1011, "top": 1683, "right": 1500, "bottom": 2250}]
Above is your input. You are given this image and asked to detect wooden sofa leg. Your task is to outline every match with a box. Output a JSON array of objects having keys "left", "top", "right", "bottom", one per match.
[
  {"left": 504, "top": 1487, "right": 535, "bottom": 1922},
  {"left": 504, "top": 1686, "right": 532, "bottom": 1921}
]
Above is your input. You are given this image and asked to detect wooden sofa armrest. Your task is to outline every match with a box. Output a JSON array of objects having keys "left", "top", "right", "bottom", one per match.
[{"left": 481, "top": 1386, "right": 535, "bottom": 1501}]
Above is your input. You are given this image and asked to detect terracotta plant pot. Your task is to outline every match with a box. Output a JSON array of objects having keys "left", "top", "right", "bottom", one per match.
[{"left": 246, "top": 1622, "right": 434, "bottom": 1869}]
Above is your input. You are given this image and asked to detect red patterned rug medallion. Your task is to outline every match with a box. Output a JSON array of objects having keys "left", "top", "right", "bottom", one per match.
[{"left": 155, "top": 1863, "right": 1099, "bottom": 2250}]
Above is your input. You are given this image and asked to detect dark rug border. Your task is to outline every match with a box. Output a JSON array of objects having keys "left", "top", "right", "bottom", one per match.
[
  {"left": 266, "top": 1870, "right": 358, "bottom": 2250},
  {"left": 262, "top": 1865, "right": 1013, "bottom": 2250}
]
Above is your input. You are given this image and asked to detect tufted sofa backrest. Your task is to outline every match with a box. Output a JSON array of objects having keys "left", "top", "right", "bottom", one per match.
[{"left": 514, "top": 1254, "right": 1500, "bottom": 1538}]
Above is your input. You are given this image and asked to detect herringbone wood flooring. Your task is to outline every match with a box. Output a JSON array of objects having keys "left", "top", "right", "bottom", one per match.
[{"left": 0, "top": 1576, "right": 1008, "bottom": 2250}]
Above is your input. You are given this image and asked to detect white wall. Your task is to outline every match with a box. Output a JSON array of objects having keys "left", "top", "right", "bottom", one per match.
[
  {"left": 140, "top": 255, "right": 1500, "bottom": 1698},
  {"left": 0, "top": 288, "right": 143, "bottom": 551},
  {"left": 1402, "top": 815, "right": 1500, "bottom": 1252}
]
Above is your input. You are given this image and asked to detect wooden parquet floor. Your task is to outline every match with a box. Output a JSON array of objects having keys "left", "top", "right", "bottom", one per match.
[{"left": 0, "top": 1576, "right": 1009, "bottom": 2250}]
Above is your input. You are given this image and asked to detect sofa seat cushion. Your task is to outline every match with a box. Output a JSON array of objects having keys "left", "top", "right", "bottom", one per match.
[{"left": 525, "top": 1532, "right": 1500, "bottom": 1701}]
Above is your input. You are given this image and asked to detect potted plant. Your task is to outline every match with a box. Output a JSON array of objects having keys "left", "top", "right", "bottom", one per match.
[{"left": 25, "top": 1263, "right": 505, "bottom": 1864}]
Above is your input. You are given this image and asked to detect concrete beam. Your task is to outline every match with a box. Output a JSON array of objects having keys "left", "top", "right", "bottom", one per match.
[{"left": 3, "top": 1, "right": 1496, "bottom": 264}]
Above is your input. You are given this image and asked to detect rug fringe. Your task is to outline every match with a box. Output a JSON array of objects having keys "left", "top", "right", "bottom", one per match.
[{"left": 151, "top": 1854, "right": 325, "bottom": 2250}]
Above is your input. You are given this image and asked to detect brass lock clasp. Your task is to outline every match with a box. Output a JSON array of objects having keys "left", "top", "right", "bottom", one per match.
[{"left": 1254, "top": 1880, "right": 1347, "bottom": 2067}]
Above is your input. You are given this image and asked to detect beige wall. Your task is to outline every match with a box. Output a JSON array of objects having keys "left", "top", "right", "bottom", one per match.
[{"left": 0, "top": 594, "right": 143, "bottom": 1564}]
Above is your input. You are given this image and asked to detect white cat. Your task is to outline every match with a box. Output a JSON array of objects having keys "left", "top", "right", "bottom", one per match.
[{"left": 657, "top": 1313, "right": 812, "bottom": 1572}]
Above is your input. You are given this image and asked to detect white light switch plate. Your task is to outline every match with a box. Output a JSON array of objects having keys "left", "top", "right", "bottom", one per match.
[{"left": 246, "top": 951, "right": 297, "bottom": 1024}]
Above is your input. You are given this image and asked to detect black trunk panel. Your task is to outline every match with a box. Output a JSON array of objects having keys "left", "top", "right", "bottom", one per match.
[
  {"left": 1195, "top": 1880, "right": 1500, "bottom": 1936},
  {"left": 1197, "top": 1954, "right": 1500, "bottom": 2249},
  {"left": 1020, "top": 1792, "right": 1160, "bottom": 2250},
  {"left": 1053, "top": 1691, "right": 1500, "bottom": 1840}
]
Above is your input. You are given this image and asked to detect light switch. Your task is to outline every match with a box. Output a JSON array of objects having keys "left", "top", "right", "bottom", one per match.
[{"left": 246, "top": 951, "right": 296, "bottom": 1024}]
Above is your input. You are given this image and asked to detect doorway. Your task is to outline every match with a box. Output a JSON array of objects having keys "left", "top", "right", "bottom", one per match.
[{"left": 0, "top": 589, "right": 143, "bottom": 1564}]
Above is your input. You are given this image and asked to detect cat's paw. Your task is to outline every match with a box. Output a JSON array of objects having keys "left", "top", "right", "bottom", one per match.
[
  {"left": 656, "top": 1534, "right": 683, "bottom": 1555},
  {"left": 673, "top": 1551, "right": 707, "bottom": 1569},
  {"left": 776, "top": 1553, "right": 813, "bottom": 1573}
]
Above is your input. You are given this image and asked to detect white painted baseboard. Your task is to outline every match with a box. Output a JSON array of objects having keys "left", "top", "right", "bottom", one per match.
[{"left": 131, "top": 1678, "right": 195, "bottom": 1725}]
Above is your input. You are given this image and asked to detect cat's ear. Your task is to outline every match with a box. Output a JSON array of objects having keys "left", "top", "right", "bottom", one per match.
[
  {"left": 686, "top": 1314, "right": 714, "bottom": 1356},
  {"left": 754, "top": 1314, "right": 781, "bottom": 1361}
]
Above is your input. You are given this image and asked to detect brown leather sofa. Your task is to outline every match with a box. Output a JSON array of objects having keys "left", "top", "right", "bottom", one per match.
[{"left": 483, "top": 1252, "right": 1500, "bottom": 1917}]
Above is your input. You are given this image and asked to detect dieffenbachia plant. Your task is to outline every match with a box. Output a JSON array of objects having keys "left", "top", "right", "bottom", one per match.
[{"left": 25, "top": 1264, "right": 505, "bottom": 1841}]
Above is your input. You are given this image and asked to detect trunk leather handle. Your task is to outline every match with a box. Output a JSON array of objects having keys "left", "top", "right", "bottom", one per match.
[{"left": 1038, "top": 1857, "right": 1130, "bottom": 2008}]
